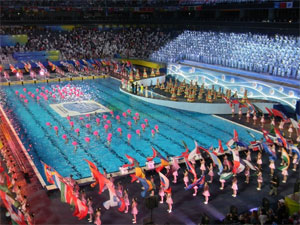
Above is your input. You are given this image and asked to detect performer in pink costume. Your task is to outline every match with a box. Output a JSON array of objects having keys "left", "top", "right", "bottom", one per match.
[
  {"left": 256, "top": 170, "right": 263, "bottom": 191},
  {"left": 166, "top": 192, "right": 173, "bottom": 213},
  {"left": 183, "top": 170, "right": 189, "bottom": 188},
  {"left": 208, "top": 163, "right": 214, "bottom": 183},
  {"left": 159, "top": 185, "right": 165, "bottom": 203},
  {"left": 123, "top": 189, "right": 130, "bottom": 213},
  {"left": 131, "top": 198, "right": 138, "bottom": 224},
  {"left": 87, "top": 197, "right": 94, "bottom": 223},
  {"left": 200, "top": 159, "right": 206, "bottom": 176},
  {"left": 269, "top": 159, "right": 275, "bottom": 177},
  {"left": 203, "top": 182, "right": 210, "bottom": 204},
  {"left": 231, "top": 177, "right": 238, "bottom": 197},
  {"left": 94, "top": 208, "right": 101, "bottom": 225}
]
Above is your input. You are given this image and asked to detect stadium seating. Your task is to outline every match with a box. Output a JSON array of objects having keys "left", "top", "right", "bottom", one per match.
[{"left": 150, "top": 31, "right": 300, "bottom": 79}]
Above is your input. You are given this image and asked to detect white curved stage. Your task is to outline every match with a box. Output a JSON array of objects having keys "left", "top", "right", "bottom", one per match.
[{"left": 120, "top": 88, "right": 277, "bottom": 114}]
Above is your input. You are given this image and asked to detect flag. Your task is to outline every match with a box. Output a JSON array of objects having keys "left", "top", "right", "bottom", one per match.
[
  {"left": 147, "top": 147, "right": 157, "bottom": 161},
  {"left": 9, "top": 64, "right": 17, "bottom": 73},
  {"left": 41, "top": 161, "right": 55, "bottom": 184},
  {"left": 230, "top": 96, "right": 239, "bottom": 105},
  {"left": 235, "top": 141, "right": 249, "bottom": 150},
  {"left": 137, "top": 177, "right": 153, "bottom": 198},
  {"left": 85, "top": 159, "right": 108, "bottom": 194},
  {"left": 135, "top": 167, "right": 145, "bottom": 179},
  {"left": 152, "top": 147, "right": 169, "bottom": 172},
  {"left": 262, "top": 143, "right": 277, "bottom": 160},
  {"left": 218, "top": 139, "right": 224, "bottom": 154},
  {"left": 245, "top": 100, "right": 255, "bottom": 113},
  {"left": 158, "top": 172, "right": 169, "bottom": 191},
  {"left": 275, "top": 128, "right": 287, "bottom": 148},
  {"left": 226, "top": 138, "right": 235, "bottom": 150},
  {"left": 290, "top": 118, "right": 300, "bottom": 135},
  {"left": 52, "top": 172, "right": 74, "bottom": 205},
  {"left": 290, "top": 145, "right": 300, "bottom": 163},
  {"left": 187, "top": 140, "right": 199, "bottom": 162},
  {"left": 198, "top": 146, "right": 223, "bottom": 175},
  {"left": 122, "top": 154, "right": 138, "bottom": 168},
  {"left": 272, "top": 109, "right": 288, "bottom": 121},
  {"left": 220, "top": 172, "right": 233, "bottom": 180},
  {"left": 5, "top": 173, "right": 12, "bottom": 189},
  {"left": 233, "top": 130, "right": 239, "bottom": 142},
  {"left": 73, "top": 196, "right": 88, "bottom": 220},
  {"left": 183, "top": 155, "right": 197, "bottom": 180},
  {"left": 223, "top": 96, "right": 232, "bottom": 107},
  {"left": 230, "top": 148, "right": 241, "bottom": 174},
  {"left": 262, "top": 129, "right": 274, "bottom": 144},
  {"left": 250, "top": 141, "right": 263, "bottom": 151},
  {"left": 185, "top": 175, "right": 205, "bottom": 190},
  {"left": 265, "top": 107, "right": 273, "bottom": 117},
  {"left": 48, "top": 61, "right": 56, "bottom": 71},
  {"left": 153, "top": 147, "right": 169, "bottom": 166},
  {"left": 278, "top": 149, "right": 290, "bottom": 171},
  {"left": 0, "top": 190, "right": 26, "bottom": 225},
  {"left": 242, "top": 159, "right": 257, "bottom": 171}
]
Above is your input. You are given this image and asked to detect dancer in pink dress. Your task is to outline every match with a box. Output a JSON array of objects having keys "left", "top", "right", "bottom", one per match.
[
  {"left": 94, "top": 208, "right": 101, "bottom": 225},
  {"left": 293, "top": 154, "right": 299, "bottom": 171},
  {"left": 223, "top": 155, "right": 230, "bottom": 169},
  {"left": 87, "top": 197, "right": 94, "bottom": 223},
  {"left": 281, "top": 164, "right": 288, "bottom": 183},
  {"left": 246, "top": 150, "right": 251, "bottom": 162},
  {"left": 159, "top": 185, "right": 165, "bottom": 203},
  {"left": 238, "top": 107, "right": 242, "bottom": 120},
  {"left": 203, "top": 182, "right": 210, "bottom": 204},
  {"left": 269, "top": 159, "right": 275, "bottom": 177},
  {"left": 208, "top": 163, "right": 214, "bottom": 183},
  {"left": 260, "top": 114, "right": 265, "bottom": 128},
  {"left": 123, "top": 189, "right": 130, "bottom": 213},
  {"left": 200, "top": 159, "right": 206, "bottom": 176},
  {"left": 246, "top": 110, "right": 251, "bottom": 123},
  {"left": 253, "top": 111, "right": 257, "bottom": 125},
  {"left": 231, "top": 177, "right": 238, "bottom": 197},
  {"left": 219, "top": 177, "right": 226, "bottom": 190},
  {"left": 256, "top": 170, "right": 263, "bottom": 191},
  {"left": 256, "top": 152, "right": 262, "bottom": 170},
  {"left": 183, "top": 170, "right": 189, "bottom": 188},
  {"left": 131, "top": 198, "right": 138, "bottom": 224},
  {"left": 166, "top": 192, "right": 173, "bottom": 213}
]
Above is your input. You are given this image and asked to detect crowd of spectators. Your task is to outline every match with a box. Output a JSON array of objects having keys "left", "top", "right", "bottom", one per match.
[
  {"left": 0, "top": 26, "right": 174, "bottom": 62},
  {"left": 1, "top": 26, "right": 300, "bottom": 80},
  {"left": 150, "top": 31, "right": 300, "bottom": 79}
]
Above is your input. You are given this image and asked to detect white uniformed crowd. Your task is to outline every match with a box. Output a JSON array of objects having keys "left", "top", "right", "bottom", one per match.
[{"left": 150, "top": 31, "right": 300, "bottom": 79}]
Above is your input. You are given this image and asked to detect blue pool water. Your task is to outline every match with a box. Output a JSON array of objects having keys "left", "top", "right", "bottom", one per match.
[{"left": 0, "top": 78, "right": 262, "bottom": 183}]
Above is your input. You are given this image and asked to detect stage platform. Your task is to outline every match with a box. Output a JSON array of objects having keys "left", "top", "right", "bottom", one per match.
[{"left": 180, "top": 60, "right": 299, "bottom": 90}]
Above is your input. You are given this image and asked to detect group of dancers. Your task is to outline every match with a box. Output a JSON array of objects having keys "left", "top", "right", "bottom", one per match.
[{"left": 69, "top": 113, "right": 299, "bottom": 224}]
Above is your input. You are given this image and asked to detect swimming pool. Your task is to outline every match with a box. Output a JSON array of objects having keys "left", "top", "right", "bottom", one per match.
[{"left": 0, "top": 78, "right": 262, "bottom": 183}]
